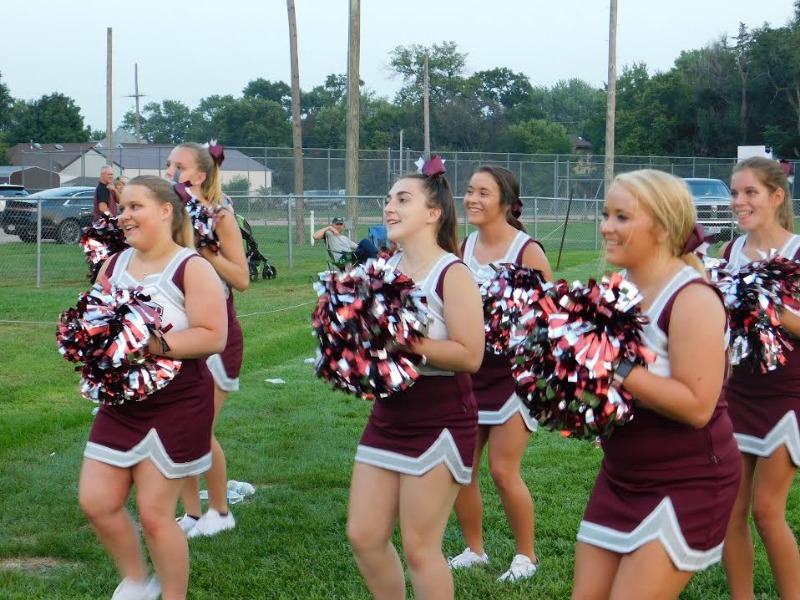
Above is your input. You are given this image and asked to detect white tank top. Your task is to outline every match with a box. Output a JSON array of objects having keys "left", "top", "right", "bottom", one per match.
[
  {"left": 108, "top": 247, "right": 196, "bottom": 333},
  {"left": 462, "top": 230, "right": 532, "bottom": 285}
]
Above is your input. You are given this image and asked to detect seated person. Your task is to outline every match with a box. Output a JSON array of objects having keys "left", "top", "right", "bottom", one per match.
[{"left": 313, "top": 217, "right": 378, "bottom": 263}]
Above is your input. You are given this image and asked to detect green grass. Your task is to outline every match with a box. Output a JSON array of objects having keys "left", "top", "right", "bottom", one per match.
[{"left": 0, "top": 246, "right": 796, "bottom": 599}]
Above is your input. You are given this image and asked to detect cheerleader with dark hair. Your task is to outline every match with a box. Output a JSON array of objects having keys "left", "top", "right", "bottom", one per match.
[
  {"left": 346, "top": 157, "right": 485, "bottom": 599},
  {"left": 449, "top": 165, "right": 551, "bottom": 582},
  {"left": 721, "top": 157, "right": 800, "bottom": 599}
]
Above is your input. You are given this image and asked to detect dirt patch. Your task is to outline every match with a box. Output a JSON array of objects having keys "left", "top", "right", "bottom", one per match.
[{"left": 0, "top": 557, "right": 73, "bottom": 572}]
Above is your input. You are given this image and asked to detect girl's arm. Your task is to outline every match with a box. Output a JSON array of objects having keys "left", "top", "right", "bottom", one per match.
[
  {"left": 521, "top": 241, "right": 552, "bottom": 281},
  {"left": 199, "top": 208, "right": 250, "bottom": 292},
  {"left": 618, "top": 283, "right": 727, "bottom": 428},
  {"left": 149, "top": 258, "right": 228, "bottom": 358},
  {"left": 410, "top": 262, "right": 484, "bottom": 373}
]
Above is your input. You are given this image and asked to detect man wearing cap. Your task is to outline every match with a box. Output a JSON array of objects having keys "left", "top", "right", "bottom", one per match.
[{"left": 313, "top": 216, "right": 378, "bottom": 263}]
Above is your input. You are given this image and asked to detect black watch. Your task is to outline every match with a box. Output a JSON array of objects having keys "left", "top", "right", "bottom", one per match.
[{"left": 612, "top": 358, "right": 635, "bottom": 388}]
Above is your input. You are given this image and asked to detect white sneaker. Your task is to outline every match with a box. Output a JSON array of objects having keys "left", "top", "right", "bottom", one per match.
[
  {"left": 111, "top": 576, "right": 161, "bottom": 600},
  {"left": 497, "top": 554, "right": 539, "bottom": 582},
  {"left": 186, "top": 508, "right": 235, "bottom": 538},
  {"left": 447, "top": 547, "right": 489, "bottom": 569},
  {"left": 175, "top": 514, "right": 198, "bottom": 535}
]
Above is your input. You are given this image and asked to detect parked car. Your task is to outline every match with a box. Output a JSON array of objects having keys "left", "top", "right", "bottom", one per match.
[
  {"left": 284, "top": 189, "right": 347, "bottom": 209},
  {"left": 683, "top": 177, "right": 737, "bottom": 240},
  {"left": 0, "top": 184, "right": 30, "bottom": 228},
  {"left": 2, "top": 186, "right": 95, "bottom": 244}
]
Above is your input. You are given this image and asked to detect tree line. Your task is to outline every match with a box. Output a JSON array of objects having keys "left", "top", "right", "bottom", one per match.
[{"left": 2, "top": 4, "right": 800, "bottom": 165}]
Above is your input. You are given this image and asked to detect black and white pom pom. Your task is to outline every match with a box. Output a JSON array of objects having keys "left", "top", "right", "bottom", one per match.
[
  {"left": 176, "top": 185, "right": 220, "bottom": 253},
  {"left": 56, "top": 277, "right": 181, "bottom": 405},
  {"left": 312, "top": 258, "right": 430, "bottom": 400},
  {"left": 80, "top": 214, "right": 129, "bottom": 282},
  {"left": 513, "top": 272, "right": 653, "bottom": 440},
  {"left": 709, "top": 252, "right": 800, "bottom": 373}
]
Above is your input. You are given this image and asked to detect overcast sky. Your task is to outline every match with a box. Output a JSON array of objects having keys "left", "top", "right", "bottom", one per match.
[{"left": 1, "top": 0, "right": 796, "bottom": 132}]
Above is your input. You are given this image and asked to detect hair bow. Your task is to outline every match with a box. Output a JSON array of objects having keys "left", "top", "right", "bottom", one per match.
[
  {"left": 681, "top": 223, "right": 707, "bottom": 255},
  {"left": 206, "top": 139, "right": 225, "bottom": 167},
  {"left": 415, "top": 155, "right": 446, "bottom": 177},
  {"left": 511, "top": 199, "right": 523, "bottom": 219}
]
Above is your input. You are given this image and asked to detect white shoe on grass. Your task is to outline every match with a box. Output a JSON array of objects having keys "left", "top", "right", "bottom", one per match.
[
  {"left": 175, "top": 514, "right": 198, "bottom": 535},
  {"left": 186, "top": 508, "right": 235, "bottom": 538},
  {"left": 111, "top": 576, "right": 161, "bottom": 600},
  {"left": 497, "top": 554, "right": 539, "bottom": 582},
  {"left": 447, "top": 547, "right": 489, "bottom": 569}
]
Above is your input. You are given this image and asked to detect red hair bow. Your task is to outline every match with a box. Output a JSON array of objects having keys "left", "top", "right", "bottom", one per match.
[
  {"left": 207, "top": 140, "right": 225, "bottom": 167},
  {"left": 416, "top": 155, "right": 446, "bottom": 177}
]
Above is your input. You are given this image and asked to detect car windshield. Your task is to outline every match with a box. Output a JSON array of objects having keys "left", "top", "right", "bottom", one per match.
[{"left": 686, "top": 180, "right": 730, "bottom": 198}]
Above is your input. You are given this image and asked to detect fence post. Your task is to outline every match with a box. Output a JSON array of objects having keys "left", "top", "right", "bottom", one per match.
[
  {"left": 36, "top": 199, "right": 42, "bottom": 288},
  {"left": 287, "top": 200, "right": 294, "bottom": 269}
]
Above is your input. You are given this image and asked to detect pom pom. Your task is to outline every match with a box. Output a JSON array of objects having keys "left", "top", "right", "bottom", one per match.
[
  {"left": 312, "top": 258, "right": 430, "bottom": 400},
  {"left": 513, "top": 272, "right": 654, "bottom": 440},
  {"left": 177, "top": 185, "right": 220, "bottom": 253},
  {"left": 480, "top": 263, "right": 549, "bottom": 355},
  {"left": 80, "top": 214, "right": 129, "bottom": 282},
  {"left": 56, "top": 277, "right": 182, "bottom": 405},
  {"left": 709, "top": 252, "right": 800, "bottom": 373}
]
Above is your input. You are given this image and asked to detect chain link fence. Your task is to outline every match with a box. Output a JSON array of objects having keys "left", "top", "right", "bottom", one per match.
[{"left": 4, "top": 147, "right": 793, "bottom": 288}]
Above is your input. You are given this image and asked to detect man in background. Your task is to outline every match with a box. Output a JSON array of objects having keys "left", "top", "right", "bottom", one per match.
[
  {"left": 313, "top": 216, "right": 377, "bottom": 263},
  {"left": 94, "top": 165, "right": 118, "bottom": 218}
]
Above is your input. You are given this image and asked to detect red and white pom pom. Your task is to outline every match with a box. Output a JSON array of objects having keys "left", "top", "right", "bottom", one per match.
[
  {"left": 710, "top": 252, "right": 800, "bottom": 373},
  {"left": 312, "top": 258, "right": 429, "bottom": 400},
  {"left": 56, "top": 277, "right": 182, "bottom": 405},
  {"left": 480, "top": 263, "right": 549, "bottom": 355},
  {"left": 513, "top": 272, "right": 654, "bottom": 440},
  {"left": 80, "top": 214, "right": 129, "bottom": 282}
]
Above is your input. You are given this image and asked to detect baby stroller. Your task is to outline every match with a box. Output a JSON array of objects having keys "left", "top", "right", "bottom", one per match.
[{"left": 236, "top": 213, "right": 277, "bottom": 281}]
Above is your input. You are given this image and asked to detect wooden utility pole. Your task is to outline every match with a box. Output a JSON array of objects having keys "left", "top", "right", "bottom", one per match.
[
  {"left": 604, "top": 0, "right": 617, "bottom": 196},
  {"left": 125, "top": 63, "right": 145, "bottom": 144},
  {"left": 423, "top": 54, "right": 430, "bottom": 155},
  {"left": 345, "top": 0, "right": 361, "bottom": 231},
  {"left": 287, "top": 0, "right": 305, "bottom": 244},
  {"left": 106, "top": 27, "right": 113, "bottom": 166}
]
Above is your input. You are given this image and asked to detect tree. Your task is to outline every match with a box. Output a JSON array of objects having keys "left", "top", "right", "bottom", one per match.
[
  {"left": 222, "top": 174, "right": 251, "bottom": 194},
  {"left": 121, "top": 100, "right": 193, "bottom": 144},
  {"left": 496, "top": 119, "right": 572, "bottom": 154},
  {"left": 243, "top": 79, "right": 292, "bottom": 113},
  {"left": 8, "top": 93, "right": 89, "bottom": 145},
  {"left": 388, "top": 41, "right": 469, "bottom": 103},
  {"left": 0, "top": 71, "right": 13, "bottom": 132},
  {"left": 215, "top": 98, "right": 292, "bottom": 146}
]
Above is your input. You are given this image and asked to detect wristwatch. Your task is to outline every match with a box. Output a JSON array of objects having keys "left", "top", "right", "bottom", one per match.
[{"left": 612, "top": 358, "right": 635, "bottom": 388}]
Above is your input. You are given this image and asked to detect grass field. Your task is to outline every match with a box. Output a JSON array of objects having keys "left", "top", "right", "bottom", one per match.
[{"left": 0, "top": 237, "right": 796, "bottom": 599}]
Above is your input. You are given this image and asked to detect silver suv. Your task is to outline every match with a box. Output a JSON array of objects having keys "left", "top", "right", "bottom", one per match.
[{"left": 683, "top": 178, "right": 737, "bottom": 240}]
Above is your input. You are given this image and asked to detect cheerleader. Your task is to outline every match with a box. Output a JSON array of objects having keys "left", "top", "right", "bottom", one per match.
[
  {"left": 78, "top": 176, "right": 227, "bottom": 600},
  {"left": 449, "top": 166, "right": 551, "bottom": 582},
  {"left": 346, "top": 158, "right": 485, "bottom": 599},
  {"left": 572, "top": 170, "right": 740, "bottom": 599},
  {"left": 721, "top": 157, "right": 800, "bottom": 599},
  {"left": 165, "top": 142, "right": 250, "bottom": 538}
]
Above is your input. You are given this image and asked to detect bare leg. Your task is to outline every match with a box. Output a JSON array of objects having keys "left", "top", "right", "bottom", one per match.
[
  {"left": 180, "top": 385, "right": 229, "bottom": 517},
  {"left": 452, "top": 426, "right": 490, "bottom": 554},
  {"left": 608, "top": 541, "right": 693, "bottom": 600},
  {"left": 133, "top": 460, "right": 188, "bottom": 600},
  {"left": 79, "top": 459, "right": 148, "bottom": 582},
  {"left": 400, "top": 465, "right": 462, "bottom": 600},
  {"left": 347, "top": 463, "right": 404, "bottom": 600},
  {"left": 572, "top": 542, "right": 620, "bottom": 600},
  {"left": 723, "top": 453, "right": 757, "bottom": 600},
  {"left": 487, "top": 414, "right": 535, "bottom": 559},
  {"left": 751, "top": 447, "right": 800, "bottom": 599}
]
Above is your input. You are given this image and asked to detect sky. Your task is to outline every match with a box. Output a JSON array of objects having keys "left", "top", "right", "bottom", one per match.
[{"left": 1, "top": 0, "right": 797, "bottom": 132}]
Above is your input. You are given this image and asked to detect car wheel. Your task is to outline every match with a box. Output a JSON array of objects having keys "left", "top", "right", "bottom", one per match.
[
  {"left": 56, "top": 219, "right": 82, "bottom": 244},
  {"left": 18, "top": 231, "right": 36, "bottom": 243}
]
